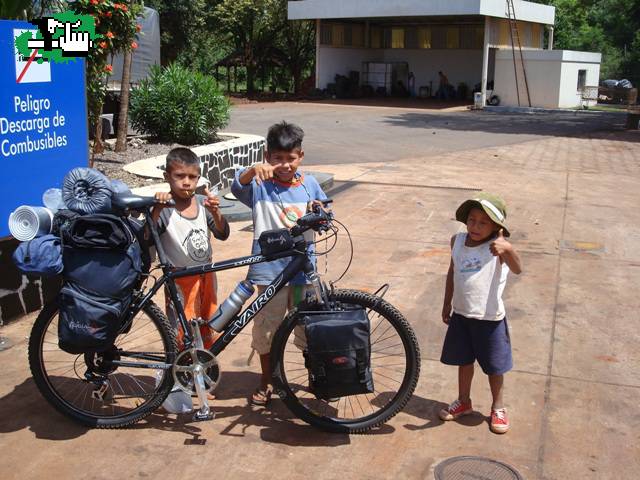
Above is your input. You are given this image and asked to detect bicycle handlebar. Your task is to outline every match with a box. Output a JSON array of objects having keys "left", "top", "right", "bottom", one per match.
[{"left": 290, "top": 199, "right": 334, "bottom": 237}]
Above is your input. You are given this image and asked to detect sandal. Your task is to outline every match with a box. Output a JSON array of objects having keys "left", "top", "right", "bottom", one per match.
[{"left": 250, "top": 385, "right": 273, "bottom": 406}]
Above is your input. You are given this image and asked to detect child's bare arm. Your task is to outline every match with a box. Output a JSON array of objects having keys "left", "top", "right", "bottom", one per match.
[
  {"left": 203, "top": 188, "right": 230, "bottom": 240},
  {"left": 151, "top": 191, "right": 172, "bottom": 223},
  {"left": 490, "top": 229, "right": 523, "bottom": 274},
  {"left": 238, "top": 164, "right": 278, "bottom": 185},
  {"left": 442, "top": 235, "right": 456, "bottom": 324},
  {"left": 442, "top": 259, "right": 454, "bottom": 324}
]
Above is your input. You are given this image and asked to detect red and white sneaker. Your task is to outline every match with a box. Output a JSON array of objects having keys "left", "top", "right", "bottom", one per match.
[
  {"left": 490, "top": 408, "right": 510, "bottom": 434},
  {"left": 439, "top": 399, "right": 473, "bottom": 421}
]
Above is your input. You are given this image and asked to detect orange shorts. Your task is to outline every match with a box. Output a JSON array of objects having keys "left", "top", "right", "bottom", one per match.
[{"left": 166, "top": 272, "right": 220, "bottom": 350}]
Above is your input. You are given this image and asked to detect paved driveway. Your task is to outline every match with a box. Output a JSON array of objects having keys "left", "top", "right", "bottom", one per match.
[{"left": 227, "top": 101, "right": 626, "bottom": 164}]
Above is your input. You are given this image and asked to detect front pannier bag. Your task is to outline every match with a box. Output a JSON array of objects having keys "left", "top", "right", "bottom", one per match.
[
  {"left": 58, "top": 214, "right": 143, "bottom": 354},
  {"left": 302, "top": 306, "right": 374, "bottom": 399}
]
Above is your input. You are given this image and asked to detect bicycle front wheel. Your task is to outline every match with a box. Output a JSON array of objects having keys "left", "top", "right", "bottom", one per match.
[
  {"left": 28, "top": 300, "right": 176, "bottom": 428},
  {"left": 271, "top": 288, "right": 421, "bottom": 433}
]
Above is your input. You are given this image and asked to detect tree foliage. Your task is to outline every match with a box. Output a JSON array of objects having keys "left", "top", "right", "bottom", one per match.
[
  {"left": 540, "top": 0, "right": 640, "bottom": 84},
  {"left": 129, "top": 64, "right": 229, "bottom": 144}
]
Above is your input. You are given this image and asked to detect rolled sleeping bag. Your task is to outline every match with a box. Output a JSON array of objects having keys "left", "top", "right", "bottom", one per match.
[{"left": 62, "top": 167, "right": 113, "bottom": 214}]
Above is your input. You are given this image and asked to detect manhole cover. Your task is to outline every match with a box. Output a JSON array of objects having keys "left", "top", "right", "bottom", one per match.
[{"left": 434, "top": 456, "right": 523, "bottom": 480}]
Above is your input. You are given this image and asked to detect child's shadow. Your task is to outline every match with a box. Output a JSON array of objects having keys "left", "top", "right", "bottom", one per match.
[{"left": 402, "top": 395, "right": 485, "bottom": 430}]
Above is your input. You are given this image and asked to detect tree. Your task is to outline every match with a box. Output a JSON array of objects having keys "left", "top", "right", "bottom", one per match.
[
  {"left": 214, "top": 0, "right": 280, "bottom": 95},
  {"left": 144, "top": 0, "right": 211, "bottom": 65},
  {"left": 540, "top": 0, "right": 640, "bottom": 85},
  {"left": 273, "top": 0, "right": 315, "bottom": 95},
  {"left": 70, "top": 1, "right": 142, "bottom": 157},
  {"left": 114, "top": 49, "right": 132, "bottom": 152}
]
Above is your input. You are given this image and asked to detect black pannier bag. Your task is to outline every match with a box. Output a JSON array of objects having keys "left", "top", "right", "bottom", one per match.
[
  {"left": 58, "top": 214, "right": 143, "bottom": 354},
  {"left": 302, "top": 306, "right": 374, "bottom": 399}
]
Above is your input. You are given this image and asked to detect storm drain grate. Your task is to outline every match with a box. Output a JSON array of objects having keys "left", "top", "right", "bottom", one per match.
[{"left": 434, "top": 456, "right": 523, "bottom": 480}]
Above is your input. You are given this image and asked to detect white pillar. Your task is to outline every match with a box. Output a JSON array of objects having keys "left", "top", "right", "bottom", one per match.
[
  {"left": 315, "top": 19, "right": 321, "bottom": 89},
  {"left": 480, "top": 16, "right": 491, "bottom": 106},
  {"left": 547, "top": 26, "right": 554, "bottom": 50}
]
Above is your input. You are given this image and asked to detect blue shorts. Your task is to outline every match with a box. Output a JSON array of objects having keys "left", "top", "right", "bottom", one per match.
[{"left": 440, "top": 313, "right": 513, "bottom": 375}]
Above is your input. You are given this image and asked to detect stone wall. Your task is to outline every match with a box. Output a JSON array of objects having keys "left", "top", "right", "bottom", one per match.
[{"left": 200, "top": 137, "right": 265, "bottom": 191}]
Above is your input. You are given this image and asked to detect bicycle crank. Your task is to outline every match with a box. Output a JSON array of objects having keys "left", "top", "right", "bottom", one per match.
[{"left": 173, "top": 348, "right": 220, "bottom": 421}]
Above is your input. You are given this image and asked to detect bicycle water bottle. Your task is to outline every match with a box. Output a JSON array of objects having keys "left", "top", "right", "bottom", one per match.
[{"left": 208, "top": 280, "right": 255, "bottom": 332}]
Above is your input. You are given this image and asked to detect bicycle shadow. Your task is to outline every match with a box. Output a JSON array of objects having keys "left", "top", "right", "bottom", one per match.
[
  {"left": 0, "top": 378, "right": 90, "bottom": 440},
  {"left": 401, "top": 394, "right": 485, "bottom": 430},
  {"left": 136, "top": 370, "right": 394, "bottom": 446}
]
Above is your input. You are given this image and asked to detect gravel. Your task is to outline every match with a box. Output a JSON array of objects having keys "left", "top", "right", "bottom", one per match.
[
  {"left": 91, "top": 138, "right": 180, "bottom": 188},
  {"left": 91, "top": 136, "right": 229, "bottom": 189}
]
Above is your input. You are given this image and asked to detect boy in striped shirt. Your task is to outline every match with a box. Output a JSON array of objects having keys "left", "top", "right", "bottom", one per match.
[{"left": 232, "top": 121, "right": 327, "bottom": 406}]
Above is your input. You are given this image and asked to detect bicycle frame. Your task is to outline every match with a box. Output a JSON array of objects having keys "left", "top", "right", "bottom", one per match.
[{"left": 125, "top": 206, "right": 323, "bottom": 362}]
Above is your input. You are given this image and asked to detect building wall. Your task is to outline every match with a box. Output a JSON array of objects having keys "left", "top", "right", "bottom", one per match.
[
  {"left": 494, "top": 49, "right": 601, "bottom": 108},
  {"left": 382, "top": 49, "right": 484, "bottom": 93},
  {"left": 318, "top": 45, "right": 483, "bottom": 93},
  {"left": 558, "top": 60, "right": 601, "bottom": 108},
  {"left": 317, "top": 46, "right": 378, "bottom": 89}
]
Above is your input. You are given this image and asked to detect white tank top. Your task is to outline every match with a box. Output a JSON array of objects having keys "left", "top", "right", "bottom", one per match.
[{"left": 451, "top": 233, "right": 509, "bottom": 321}]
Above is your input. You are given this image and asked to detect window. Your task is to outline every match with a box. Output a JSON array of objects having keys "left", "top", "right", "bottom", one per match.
[
  {"left": 418, "top": 27, "right": 431, "bottom": 48},
  {"left": 577, "top": 70, "right": 587, "bottom": 91},
  {"left": 446, "top": 27, "right": 459, "bottom": 49},
  {"left": 405, "top": 27, "right": 418, "bottom": 49},
  {"left": 391, "top": 28, "right": 405, "bottom": 49},
  {"left": 473, "top": 26, "right": 484, "bottom": 49},
  {"left": 431, "top": 26, "right": 446, "bottom": 49},
  {"left": 370, "top": 26, "right": 382, "bottom": 48},
  {"left": 352, "top": 24, "right": 365, "bottom": 47},
  {"left": 320, "top": 24, "right": 332, "bottom": 45},
  {"left": 332, "top": 25, "right": 345, "bottom": 47}
]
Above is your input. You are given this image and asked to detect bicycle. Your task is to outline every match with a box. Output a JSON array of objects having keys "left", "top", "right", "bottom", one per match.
[{"left": 28, "top": 193, "right": 421, "bottom": 433}]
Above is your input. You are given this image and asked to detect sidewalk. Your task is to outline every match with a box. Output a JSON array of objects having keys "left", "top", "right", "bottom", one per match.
[{"left": 0, "top": 128, "right": 638, "bottom": 480}]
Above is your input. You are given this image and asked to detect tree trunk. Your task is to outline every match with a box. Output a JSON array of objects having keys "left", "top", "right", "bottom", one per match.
[
  {"left": 246, "top": 63, "right": 255, "bottom": 96},
  {"left": 292, "top": 64, "right": 302, "bottom": 96},
  {"left": 115, "top": 49, "right": 133, "bottom": 152},
  {"left": 92, "top": 108, "right": 105, "bottom": 158}
]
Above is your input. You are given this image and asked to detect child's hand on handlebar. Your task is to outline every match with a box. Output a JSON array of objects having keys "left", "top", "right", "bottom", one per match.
[
  {"left": 307, "top": 200, "right": 326, "bottom": 213},
  {"left": 154, "top": 191, "right": 173, "bottom": 209}
]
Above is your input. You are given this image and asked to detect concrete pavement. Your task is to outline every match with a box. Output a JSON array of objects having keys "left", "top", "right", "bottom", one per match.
[{"left": 0, "top": 105, "right": 638, "bottom": 479}]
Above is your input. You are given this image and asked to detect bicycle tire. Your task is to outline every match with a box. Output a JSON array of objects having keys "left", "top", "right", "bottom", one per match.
[
  {"left": 28, "top": 300, "right": 176, "bottom": 428},
  {"left": 271, "top": 288, "right": 420, "bottom": 433}
]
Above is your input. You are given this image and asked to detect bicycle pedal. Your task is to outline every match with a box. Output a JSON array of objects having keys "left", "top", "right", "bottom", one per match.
[{"left": 193, "top": 410, "right": 215, "bottom": 422}]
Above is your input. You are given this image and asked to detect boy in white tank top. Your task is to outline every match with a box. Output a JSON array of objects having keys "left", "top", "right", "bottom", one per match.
[{"left": 439, "top": 193, "right": 522, "bottom": 434}]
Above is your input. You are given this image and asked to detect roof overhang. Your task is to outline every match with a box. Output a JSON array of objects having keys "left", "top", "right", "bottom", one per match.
[{"left": 288, "top": 0, "right": 555, "bottom": 25}]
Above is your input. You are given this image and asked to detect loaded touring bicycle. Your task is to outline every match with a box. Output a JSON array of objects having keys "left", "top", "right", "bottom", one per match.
[{"left": 28, "top": 191, "right": 421, "bottom": 433}]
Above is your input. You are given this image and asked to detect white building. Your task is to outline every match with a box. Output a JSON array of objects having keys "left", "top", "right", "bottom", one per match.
[{"left": 288, "top": 0, "right": 602, "bottom": 109}]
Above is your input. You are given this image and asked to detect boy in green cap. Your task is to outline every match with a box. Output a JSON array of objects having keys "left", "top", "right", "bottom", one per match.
[{"left": 439, "top": 192, "right": 522, "bottom": 434}]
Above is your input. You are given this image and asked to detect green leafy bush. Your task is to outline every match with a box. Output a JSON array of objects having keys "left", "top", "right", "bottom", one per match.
[{"left": 130, "top": 64, "right": 230, "bottom": 144}]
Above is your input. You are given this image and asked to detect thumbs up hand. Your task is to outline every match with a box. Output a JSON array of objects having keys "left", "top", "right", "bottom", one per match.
[
  {"left": 490, "top": 228, "right": 510, "bottom": 257},
  {"left": 203, "top": 187, "right": 220, "bottom": 215}
]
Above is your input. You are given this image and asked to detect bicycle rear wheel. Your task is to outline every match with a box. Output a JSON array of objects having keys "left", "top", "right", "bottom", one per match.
[
  {"left": 28, "top": 300, "right": 176, "bottom": 428},
  {"left": 271, "top": 288, "right": 420, "bottom": 433}
]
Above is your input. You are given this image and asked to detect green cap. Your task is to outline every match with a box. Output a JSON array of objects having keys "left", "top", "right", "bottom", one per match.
[{"left": 455, "top": 192, "right": 510, "bottom": 237}]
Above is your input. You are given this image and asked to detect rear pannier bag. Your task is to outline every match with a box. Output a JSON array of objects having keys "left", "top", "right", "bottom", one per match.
[
  {"left": 302, "top": 306, "right": 374, "bottom": 399},
  {"left": 58, "top": 214, "right": 142, "bottom": 353},
  {"left": 58, "top": 282, "right": 133, "bottom": 354}
]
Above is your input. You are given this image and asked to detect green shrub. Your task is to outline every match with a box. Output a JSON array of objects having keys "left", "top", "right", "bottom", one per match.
[{"left": 130, "top": 64, "right": 230, "bottom": 144}]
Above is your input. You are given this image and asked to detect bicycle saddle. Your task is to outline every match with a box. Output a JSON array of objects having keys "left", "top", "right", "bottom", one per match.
[{"left": 112, "top": 193, "right": 158, "bottom": 210}]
